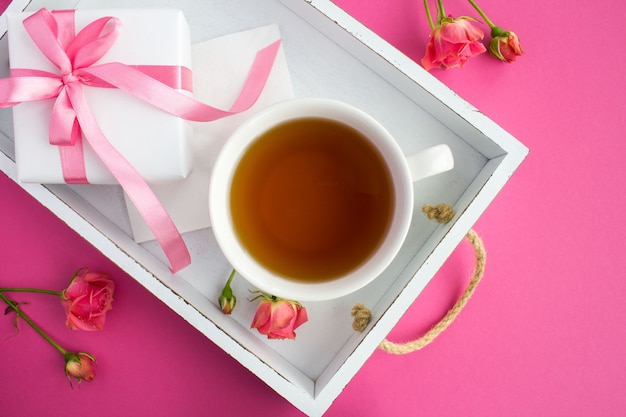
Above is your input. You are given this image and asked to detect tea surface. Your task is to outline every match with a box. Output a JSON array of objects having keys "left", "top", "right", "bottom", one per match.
[{"left": 230, "top": 117, "right": 393, "bottom": 282}]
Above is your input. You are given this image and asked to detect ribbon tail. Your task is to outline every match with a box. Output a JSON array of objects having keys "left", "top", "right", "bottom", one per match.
[
  {"left": 80, "top": 39, "right": 283, "bottom": 121},
  {"left": 228, "top": 39, "right": 282, "bottom": 113},
  {"left": 66, "top": 82, "right": 191, "bottom": 273},
  {"left": 49, "top": 87, "right": 88, "bottom": 183},
  {"left": 58, "top": 120, "right": 88, "bottom": 184}
]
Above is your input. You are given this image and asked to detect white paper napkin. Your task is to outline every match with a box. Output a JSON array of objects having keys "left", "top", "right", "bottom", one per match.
[{"left": 126, "top": 24, "right": 294, "bottom": 242}]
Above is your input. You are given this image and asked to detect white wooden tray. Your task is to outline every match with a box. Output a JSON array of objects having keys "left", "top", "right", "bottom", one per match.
[{"left": 0, "top": 1, "right": 528, "bottom": 415}]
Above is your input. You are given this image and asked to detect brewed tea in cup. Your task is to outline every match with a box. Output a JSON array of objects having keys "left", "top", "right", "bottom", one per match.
[{"left": 209, "top": 98, "right": 453, "bottom": 301}]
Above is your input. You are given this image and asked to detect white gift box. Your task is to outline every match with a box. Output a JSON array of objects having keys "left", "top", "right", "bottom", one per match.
[{"left": 7, "top": 8, "right": 193, "bottom": 184}]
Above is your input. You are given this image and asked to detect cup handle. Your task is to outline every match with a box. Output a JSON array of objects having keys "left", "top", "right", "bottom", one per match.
[{"left": 406, "top": 144, "right": 454, "bottom": 182}]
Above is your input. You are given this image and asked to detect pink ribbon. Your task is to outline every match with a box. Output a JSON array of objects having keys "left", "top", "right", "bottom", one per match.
[{"left": 0, "top": 8, "right": 282, "bottom": 273}]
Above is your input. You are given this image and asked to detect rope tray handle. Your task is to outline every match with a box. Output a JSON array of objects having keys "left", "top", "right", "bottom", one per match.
[{"left": 350, "top": 204, "right": 486, "bottom": 354}]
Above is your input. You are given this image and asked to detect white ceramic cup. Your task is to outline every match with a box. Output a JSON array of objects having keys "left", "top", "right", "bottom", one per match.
[{"left": 209, "top": 98, "right": 453, "bottom": 301}]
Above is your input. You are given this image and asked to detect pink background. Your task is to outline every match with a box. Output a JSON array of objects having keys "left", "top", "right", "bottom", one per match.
[{"left": 2, "top": 0, "right": 625, "bottom": 416}]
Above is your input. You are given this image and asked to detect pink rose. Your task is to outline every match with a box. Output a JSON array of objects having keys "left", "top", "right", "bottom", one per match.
[
  {"left": 250, "top": 296, "right": 308, "bottom": 340},
  {"left": 489, "top": 30, "right": 523, "bottom": 63},
  {"left": 61, "top": 268, "right": 115, "bottom": 331},
  {"left": 421, "top": 16, "right": 487, "bottom": 71},
  {"left": 65, "top": 352, "right": 96, "bottom": 385}
]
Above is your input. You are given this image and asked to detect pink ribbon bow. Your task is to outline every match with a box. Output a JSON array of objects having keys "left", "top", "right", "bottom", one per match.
[{"left": 0, "top": 8, "right": 282, "bottom": 273}]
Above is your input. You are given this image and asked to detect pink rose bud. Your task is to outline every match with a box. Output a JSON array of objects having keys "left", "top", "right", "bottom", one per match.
[
  {"left": 60, "top": 268, "right": 115, "bottom": 331},
  {"left": 219, "top": 293, "right": 236, "bottom": 314},
  {"left": 64, "top": 352, "right": 96, "bottom": 386},
  {"left": 421, "top": 16, "right": 487, "bottom": 71},
  {"left": 466, "top": 0, "right": 523, "bottom": 63},
  {"left": 489, "top": 30, "right": 524, "bottom": 62},
  {"left": 218, "top": 270, "right": 237, "bottom": 314},
  {"left": 250, "top": 295, "right": 308, "bottom": 340}
]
